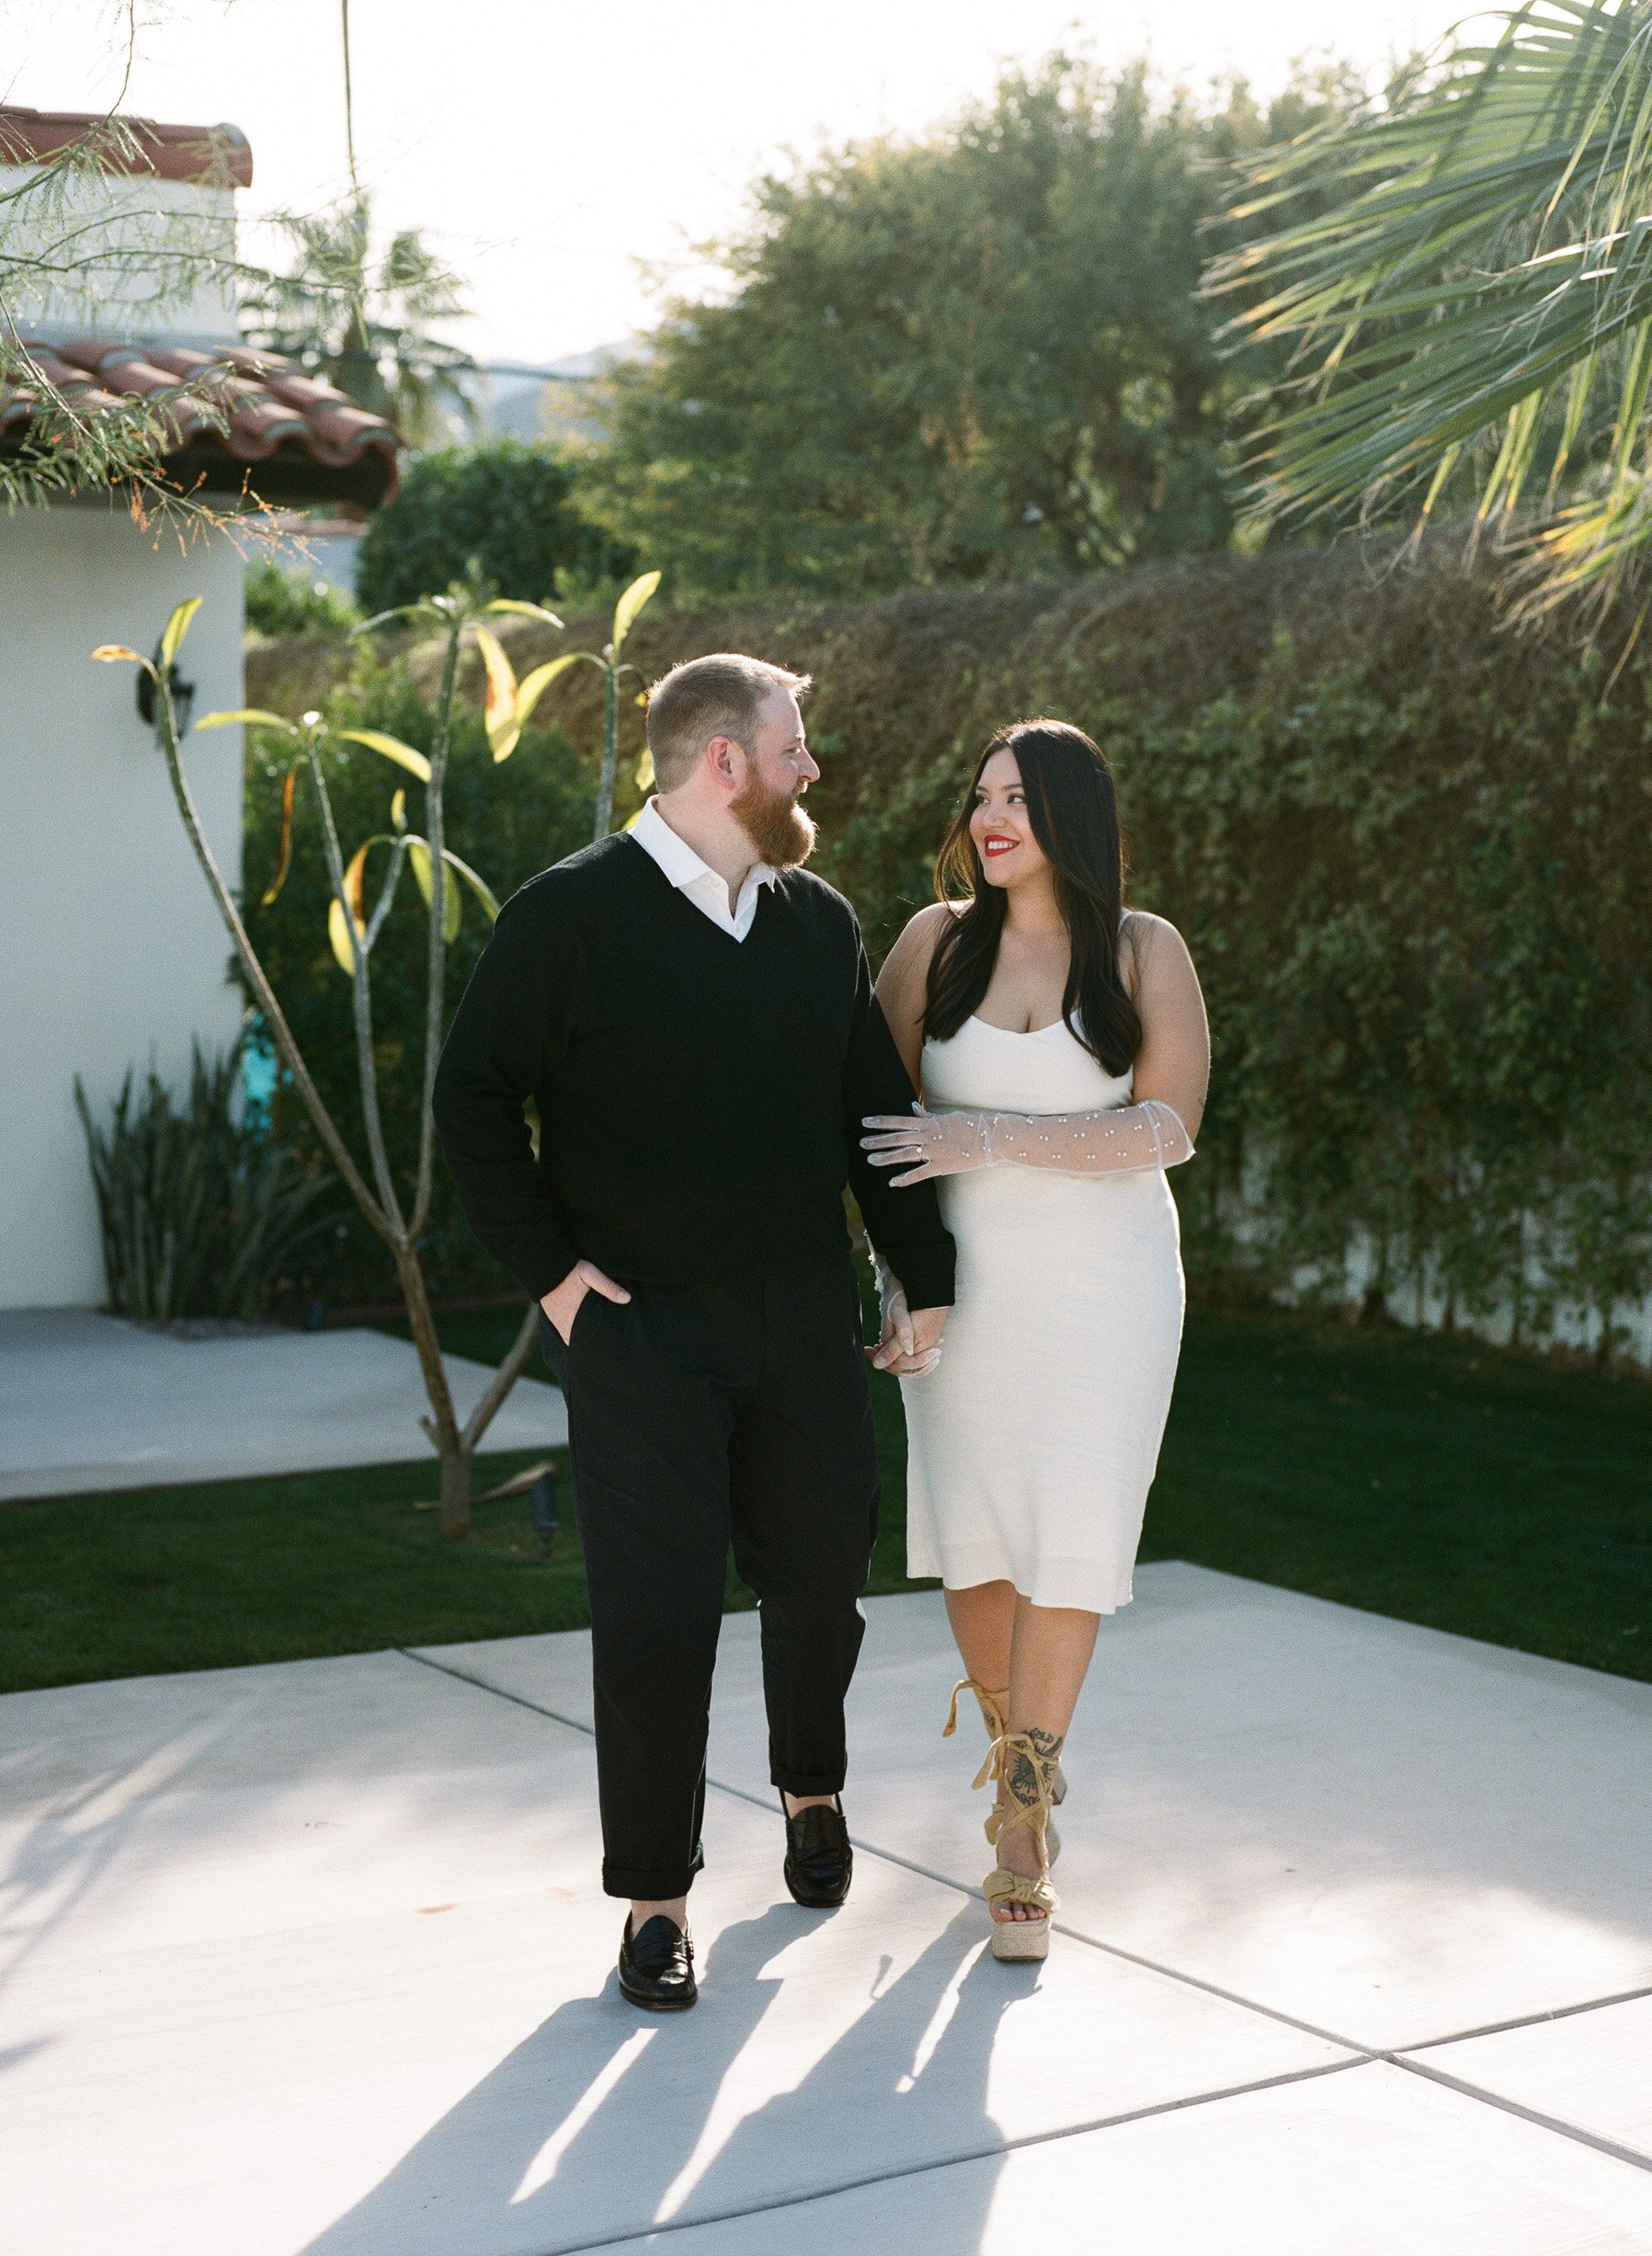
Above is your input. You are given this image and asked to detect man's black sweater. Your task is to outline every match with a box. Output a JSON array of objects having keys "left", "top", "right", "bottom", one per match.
[{"left": 432, "top": 834, "right": 956, "bottom": 1312}]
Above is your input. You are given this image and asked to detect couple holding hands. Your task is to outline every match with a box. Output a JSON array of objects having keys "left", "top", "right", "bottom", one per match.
[{"left": 433, "top": 650, "right": 1209, "bottom": 2010}]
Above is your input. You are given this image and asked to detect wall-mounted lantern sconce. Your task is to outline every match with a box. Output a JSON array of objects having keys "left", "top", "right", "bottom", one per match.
[{"left": 135, "top": 633, "right": 196, "bottom": 738}]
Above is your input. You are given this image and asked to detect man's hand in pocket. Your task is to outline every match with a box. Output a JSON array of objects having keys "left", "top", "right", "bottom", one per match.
[{"left": 541, "top": 1260, "right": 631, "bottom": 1346}]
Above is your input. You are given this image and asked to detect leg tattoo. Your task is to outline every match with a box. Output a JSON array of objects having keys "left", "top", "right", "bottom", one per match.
[{"left": 1004, "top": 1726, "right": 1065, "bottom": 1810}]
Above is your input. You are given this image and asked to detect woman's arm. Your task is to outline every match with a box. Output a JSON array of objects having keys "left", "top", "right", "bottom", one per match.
[
  {"left": 1124, "top": 912, "right": 1210, "bottom": 1140},
  {"left": 873, "top": 902, "right": 958, "bottom": 1092},
  {"left": 865, "top": 903, "right": 959, "bottom": 1374},
  {"left": 842, "top": 920, "right": 955, "bottom": 1316},
  {"left": 862, "top": 912, "right": 1211, "bottom": 1185}
]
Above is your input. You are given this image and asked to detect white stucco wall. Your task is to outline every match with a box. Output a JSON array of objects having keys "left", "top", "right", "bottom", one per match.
[
  {"left": 4, "top": 166, "right": 239, "bottom": 342},
  {"left": 0, "top": 505, "right": 245, "bottom": 1308}
]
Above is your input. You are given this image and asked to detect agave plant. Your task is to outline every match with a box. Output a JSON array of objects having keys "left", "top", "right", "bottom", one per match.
[
  {"left": 75, "top": 1042, "right": 331, "bottom": 1324},
  {"left": 92, "top": 583, "right": 571, "bottom": 1535},
  {"left": 1210, "top": 2, "right": 1652, "bottom": 626}
]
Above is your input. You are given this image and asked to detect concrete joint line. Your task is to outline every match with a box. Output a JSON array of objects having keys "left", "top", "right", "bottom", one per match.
[
  {"left": 1386, "top": 2053, "right": 1652, "bottom": 2177},
  {"left": 398, "top": 1651, "right": 1652, "bottom": 2185},
  {"left": 910, "top": 1863, "right": 1368, "bottom": 2052},
  {"left": 399, "top": 1647, "right": 600, "bottom": 1740},
  {"left": 537, "top": 2056, "right": 1372, "bottom": 2256},
  {"left": 1399, "top": 1983, "right": 1652, "bottom": 2054}
]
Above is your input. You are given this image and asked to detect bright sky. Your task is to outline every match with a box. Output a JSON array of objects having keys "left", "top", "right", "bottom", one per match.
[{"left": 4, "top": 0, "right": 1472, "bottom": 365}]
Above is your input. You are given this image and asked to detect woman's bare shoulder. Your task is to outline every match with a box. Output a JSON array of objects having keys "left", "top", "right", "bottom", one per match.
[
  {"left": 886, "top": 899, "right": 966, "bottom": 968},
  {"left": 908, "top": 898, "right": 968, "bottom": 935}
]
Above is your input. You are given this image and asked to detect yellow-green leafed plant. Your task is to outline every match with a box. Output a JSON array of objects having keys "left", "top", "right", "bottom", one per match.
[
  {"left": 514, "top": 569, "right": 661, "bottom": 838},
  {"left": 92, "top": 581, "right": 567, "bottom": 1538}
]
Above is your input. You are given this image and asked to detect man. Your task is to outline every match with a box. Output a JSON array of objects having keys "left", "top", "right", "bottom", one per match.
[{"left": 433, "top": 653, "right": 953, "bottom": 2011}]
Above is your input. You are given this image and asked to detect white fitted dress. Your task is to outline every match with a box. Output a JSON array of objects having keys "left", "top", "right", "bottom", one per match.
[{"left": 900, "top": 1015, "right": 1185, "bottom": 1614}]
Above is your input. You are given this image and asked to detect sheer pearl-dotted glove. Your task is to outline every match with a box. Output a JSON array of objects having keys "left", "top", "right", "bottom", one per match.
[{"left": 862, "top": 1099, "right": 1194, "bottom": 1188}]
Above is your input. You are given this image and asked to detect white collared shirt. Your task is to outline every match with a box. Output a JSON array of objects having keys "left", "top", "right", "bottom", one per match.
[{"left": 627, "top": 797, "right": 777, "bottom": 942}]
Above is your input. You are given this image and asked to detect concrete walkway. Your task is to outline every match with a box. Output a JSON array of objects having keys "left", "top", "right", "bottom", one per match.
[
  {"left": 3, "top": 1567, "right": 1649, "bottom": 2253},
  {"left": 0, "top": 1309, "right": 566, "bottom": 1499}
]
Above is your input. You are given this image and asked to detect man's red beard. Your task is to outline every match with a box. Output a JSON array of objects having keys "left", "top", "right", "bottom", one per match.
[{"left": 730, "top": 770, "right": 817, "bottom": 868}]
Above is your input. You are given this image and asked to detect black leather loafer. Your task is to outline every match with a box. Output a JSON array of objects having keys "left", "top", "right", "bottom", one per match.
[
  {"left": 618, "top": 1914, "right": 697, "bottom": 2011},
  {"left": 783, "top": 1796, "right": 853, "bottom": 1908}
]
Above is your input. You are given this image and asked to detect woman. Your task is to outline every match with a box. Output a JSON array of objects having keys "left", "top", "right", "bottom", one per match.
[{"left": 865, "top": 718, "right": 1209, "bottom": 1963}]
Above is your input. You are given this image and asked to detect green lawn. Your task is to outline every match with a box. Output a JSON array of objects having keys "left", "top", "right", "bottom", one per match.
[
  {"left": 2, "top": 1305, "right": 1647, "bottom": 1695},
  {"left": 1142, "top": 1308, "right": 1650, "bottom": 1681}
]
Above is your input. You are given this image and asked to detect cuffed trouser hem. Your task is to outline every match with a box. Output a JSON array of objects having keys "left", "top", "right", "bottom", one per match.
[
  {"left": 602, "top": 1857, "right": 703, "bottom": 1901},
  {"left": 570, "top": 1261, "right": 877, "bottom": 1908},
  {"left": 771, "top": 1764, "right": 848, "bottom": 1797}
]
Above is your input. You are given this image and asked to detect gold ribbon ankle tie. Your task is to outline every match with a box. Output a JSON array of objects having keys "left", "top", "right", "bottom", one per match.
[{"left": 942, "top": 1676, "right": 1010, "bottom": 1744}]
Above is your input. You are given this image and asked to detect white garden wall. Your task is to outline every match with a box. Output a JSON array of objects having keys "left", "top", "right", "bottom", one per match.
[
  {"left": 1216, "top": 1147, "right": 1652, "bottom": 1374},
  {"left": 4, "top": 164, "right": 239, "bottom": 341},
  {"left": 0, "top": 504, "right": 245, "bottom": 1308}
]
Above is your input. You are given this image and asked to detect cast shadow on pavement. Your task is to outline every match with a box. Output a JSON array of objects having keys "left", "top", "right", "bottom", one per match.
[{"left": 301, "top": 1898, "right": 1029, "bottom": 2256}]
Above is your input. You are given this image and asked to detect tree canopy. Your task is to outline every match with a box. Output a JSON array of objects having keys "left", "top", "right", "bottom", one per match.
[
  {"left": 587, "top": 56, "right": 1357, "bottom": 595},
  {"left": 353, "top": 438, "right": 633, "bottom": 616}
]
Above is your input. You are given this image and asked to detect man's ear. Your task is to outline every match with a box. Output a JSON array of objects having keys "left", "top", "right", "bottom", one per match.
[{"left": 704, "top": 733, "right": 745, "bottom": 793}]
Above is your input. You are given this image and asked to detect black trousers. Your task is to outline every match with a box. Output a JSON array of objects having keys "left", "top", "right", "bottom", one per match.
[{"left": 541, "top": 1256, "right": 879, "bottom": 1901}]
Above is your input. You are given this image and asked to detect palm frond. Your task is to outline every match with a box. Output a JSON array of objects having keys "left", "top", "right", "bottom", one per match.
[
  {"left": 1209, "top": 1, "right": 1652, "bottom": 623},
  {"left": 240, "top": 193, "right": 480, "bottom": 445}
]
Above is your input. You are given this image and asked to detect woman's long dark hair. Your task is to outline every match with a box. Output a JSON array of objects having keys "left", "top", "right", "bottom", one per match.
[{"left": 923, "top": 718, "right": 1142, "bottom": 1075}]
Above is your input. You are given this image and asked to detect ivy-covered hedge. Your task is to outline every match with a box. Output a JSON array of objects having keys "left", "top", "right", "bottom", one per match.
[{"left": 245, "top": 538, "right": 1652, "bottom": 1357}]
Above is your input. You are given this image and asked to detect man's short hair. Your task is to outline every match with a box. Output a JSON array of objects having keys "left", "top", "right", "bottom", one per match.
[{"left": 644, "top": 653, "right": 811, "bottom": 791}]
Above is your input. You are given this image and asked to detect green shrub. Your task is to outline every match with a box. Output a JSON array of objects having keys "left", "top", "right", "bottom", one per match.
[
  {"left": 244, "top": 557, "right": 359, "bottom": 641},
  {"left": 354, "top": 439, "right": 633, "bottom": 618}
]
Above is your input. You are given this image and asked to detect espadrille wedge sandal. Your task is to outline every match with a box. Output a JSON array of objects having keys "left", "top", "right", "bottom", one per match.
[
  {"left": 943, "top": 1677, "right": 1065, "bottom": 1866},
  {"left": 979, "top": 1730, "right": 1060, "bottom": 1962}
]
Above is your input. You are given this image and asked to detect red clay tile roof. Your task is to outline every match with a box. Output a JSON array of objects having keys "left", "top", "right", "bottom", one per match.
[
  {"left": 2, "top": 336, "right": 402, "bottom": 509},
  {"left": 0, "top": 107, "right": 253, "bottom": 189}
]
